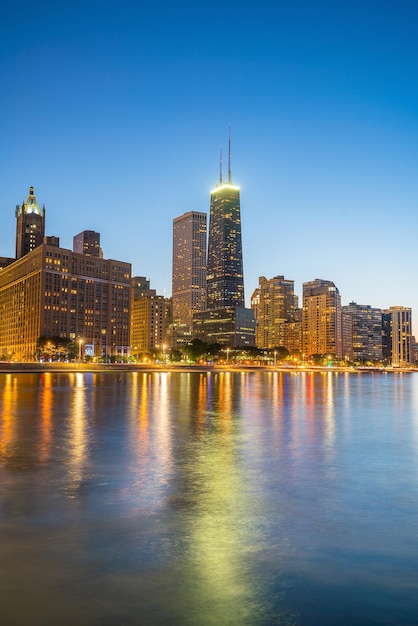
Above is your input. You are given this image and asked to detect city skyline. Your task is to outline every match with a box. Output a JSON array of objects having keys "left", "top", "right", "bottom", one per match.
[{"left": 2, "top": 2, "right": 418, "bottom": 326}]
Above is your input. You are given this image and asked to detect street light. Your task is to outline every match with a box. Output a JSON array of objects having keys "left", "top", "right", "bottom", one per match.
[
  {"left": 226, "top": 348, "right": 230, "bottom": 365},
  {"left": 274, "top": 350, "right": 277, "bottom": 367},
  {"left": 163, "top": 344, "right": 167, "bottom": 364},
  {"left": 79, "top": 339, "right": 83, "bottom": 362}
]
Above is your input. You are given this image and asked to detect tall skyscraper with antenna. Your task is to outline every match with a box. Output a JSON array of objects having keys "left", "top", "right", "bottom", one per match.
[
  {"left": 206, "top": 131, "right": 245, "bottom": 309},
  {"left": 193, "top": 132, "right": 255, "bottom": 347}
]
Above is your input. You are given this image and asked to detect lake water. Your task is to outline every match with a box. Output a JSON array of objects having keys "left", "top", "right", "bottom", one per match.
[{"left": 1, "top": 370, "right": 418, "bottom": 625}]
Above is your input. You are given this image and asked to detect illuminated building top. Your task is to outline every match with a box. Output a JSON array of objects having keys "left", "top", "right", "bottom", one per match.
[
  {"left": 210, "top": 182, "right": 240, "bottom": 194},
  {"left": 16, "top": 186, "right": 42, "bottom": 217},
  {"left": 15, "top": 186, "right": 46, "bottom": 259}
]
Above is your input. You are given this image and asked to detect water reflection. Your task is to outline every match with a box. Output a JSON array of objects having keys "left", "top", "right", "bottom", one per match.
[
  {"left": 1, "top": 371, "right": 418, "bottom": 625},
  {"left": 0, "top": 374, "right": 17, "bottom": 461},
  {"left": 64, "top": 373, "right": 89, "bottom": 496},
  {"left": 39, "top": 372, "right": 53, "bottom": 464}
]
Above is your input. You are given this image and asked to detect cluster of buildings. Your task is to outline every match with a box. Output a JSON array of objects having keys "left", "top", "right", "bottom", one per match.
[{"left": 0, "top": 153, "right": 414, "bottom": 365}]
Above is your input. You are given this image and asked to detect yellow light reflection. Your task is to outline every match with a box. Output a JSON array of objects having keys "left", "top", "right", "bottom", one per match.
[
  {"left": 184, "top": 414, "right": 262, "bottom": 622},
  {"left": 0, "top": 375, "right": 17, "bottom": 457},
  {"left": 66, "top": 373, "right": 88, "bottom": 495},
  {"left": 324, "top": 372, "right": 336, "bottom": 449},
  {"left": 39, "top": 372, "right": 53, "bottom": 464}
]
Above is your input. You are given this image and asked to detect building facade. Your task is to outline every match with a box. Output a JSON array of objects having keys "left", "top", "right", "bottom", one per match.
[
  {"left": 383, "top": 306, "right": 413, "bottom": 366},
  {"left": 254, "top": 275, "right": 298, "bottom": 349},
  {"left": 131, "top": 294, "right": 166, "bottom": 354},
  {"left": 302, "top": 279, "right": 342, "bottom": 359},
  {"left": 193, "top": 306, "right": 255, "bottom": 347},
  {"left": 206, "top": 175, "right": 244, "bottom": 310},
  {"left": 342, "top": 311, "right": 354, "bottom": 361},
  {"left": 342, "top": 302, "right": 382, "bottom": 362},
  {"left": 15, "top": 186, "right": 45, "bottom": 259},
  {"left": 73, "top": 230, "right": 102, "bottom": 258},
  {"left": 130, "top": 276, "right": 167, "bottom": 355},
  {"left": 0, "top": 238, "right": 131, "bottom": 361},
  {"left": 172, "top": 211, "right": 207, "bottom": 330}
]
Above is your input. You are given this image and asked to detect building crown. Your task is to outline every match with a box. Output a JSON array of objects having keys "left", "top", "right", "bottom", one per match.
[{"left": 23, "top": 187, "right": 41, "bottom": 215}]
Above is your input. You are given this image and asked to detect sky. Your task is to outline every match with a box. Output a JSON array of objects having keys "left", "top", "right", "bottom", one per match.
[{"left": 1, "top": 1, "right": 418, "bottom": 327}]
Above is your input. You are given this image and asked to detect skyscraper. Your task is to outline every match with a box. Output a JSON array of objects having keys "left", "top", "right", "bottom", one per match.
[
  {"left": 382, "top": 306, "right": 413, "bottom": 366},
  {"left": 73, "top": 230, "right": 102, "bottom": 258},
  {"left": 172, "top": 211, "right": 207, "bottom": 330},
  {"left": 302, "top": 278, "right": 342, "bottom": 359},
  {"left": 254, "top": 275, "right": 299, "bottom": 349},
  {"left": 15, "top": 186, "right": 45, "bottom": 259},
  {"left": 192, "top": 136, "right": 255, "bottom": 347},
  {"left": 206, "top": 139, "right": 244, "bottom": 309},
  {"left": 342, "top": 302, "right": 382, "bottom": 362}
]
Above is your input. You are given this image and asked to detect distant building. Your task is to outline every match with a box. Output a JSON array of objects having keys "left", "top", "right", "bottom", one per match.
[
  {"left": 0, "top": 257, "right": 15, "bottom": 269},
  {"left": 166, "top": 322, "right": 192, "bottom": 351},
  {"left": 342, "top": 302, "right": 382, "bottom": 362},
  {"left": 302, "top": 279, "right": 342, "bottom": 359},
  {"left": 253, "top": 275, "right": 298, "bottom": 349},
  {"left": 172, "top": 211, "right": 207, "bottom": 330},
  {"left": 382, "top": 306, "right": 413, "bottom": 366},
  {"left": 342, "top": 311, "right": 354, "bottom": 361},
  {"left": 381, "top": 311, "right": 392, "bottom": 363},
  {"left": 131, "top": 276, "right": 156, "bottom": 298},
  {"left": 250, "top": 287, "right": 260, "bottom": 321},
  {"left": 73, "top": 230, "right": 102, "bottom": 258},
  {"left": 286, "top": 309, "right": 303, "bottom": 353},
  {"left": 193, "top": 306, "right": 255, "bottom": 348},
  {"left": 15, "top": 186, "right": 45, "bottom": 259},
  {"left": 130, "top": 276, "right": 166, "bottom": 354}
]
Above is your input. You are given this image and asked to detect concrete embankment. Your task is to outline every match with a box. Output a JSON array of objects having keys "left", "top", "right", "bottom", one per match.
[{"left": 0, "top": 362, "right": 415, "bottom": 375}]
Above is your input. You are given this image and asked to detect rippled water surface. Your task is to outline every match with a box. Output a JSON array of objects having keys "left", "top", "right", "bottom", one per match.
[{"left": 1, "top": 370, "right": 418, "bottom": 625}]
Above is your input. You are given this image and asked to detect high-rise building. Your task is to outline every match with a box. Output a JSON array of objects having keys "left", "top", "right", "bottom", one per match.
[
  {"left": 0, "top": 237, "right": 131, "bottom": 361},
  {"left": 302, "top": 278, "right": 342, "bottom": 359},
  {"left": 254, "top": 275, "right": 298, "bottom": 349},
  {"left": 193, "top": 306, "right": 255, "bottom": 347},
  {"left": 206, "top": 141, "right": 244, "bottom": 309},
  {"left": 172, "top": 211, "right": 207, "bottom": 330},
  {"left": 15, "top": 186, "right": 45, "bottom": 259},
  {"left": 130, "top": 276, "right": 166, "bottom": 355},
  {"left": 382, "top": 306, "right": 413, "bottom": 366},
  {"left": 342, "top": 302, "right": 382, "bottom": 362},
  {"left": 73, "top": 230, "right": 102, "bottom": 258},
  {"left": 342, "top": 311, "right": 354, "bottom": 361},
  {"left": 382, "top": 311, "right": 392, "bottom": 363},
  {"left": 191, "top": 138, "right": 255, "bottom": 347},
  {"left": 131, "top": 276, "right": 156, "bottom": 299}
]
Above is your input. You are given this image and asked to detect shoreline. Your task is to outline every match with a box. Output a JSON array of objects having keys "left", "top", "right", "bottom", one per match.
[{"left": 0, "top": 362, "right": 415, "bottom": 375}]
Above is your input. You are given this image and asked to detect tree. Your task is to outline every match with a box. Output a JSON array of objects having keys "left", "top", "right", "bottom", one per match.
[
  {"left": 36, "top": 337, "right": 75, "bottom": 361},
  {"left": 183, "top": 339, "right": 214, "bottom": 361}
]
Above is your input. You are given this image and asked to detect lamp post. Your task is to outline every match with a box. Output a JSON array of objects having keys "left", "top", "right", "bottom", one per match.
[
  {"left": 226, "top": 348, "right": 230, "bottom": 365},
  {"left": 274, "top": 350, "right": 277, "bottom": 367},
  {"left": 79, "top": 339, "right": 83, "bottom": 362},
  {"left": 163, "top": 344, "right": 167, "bottom": 364}
]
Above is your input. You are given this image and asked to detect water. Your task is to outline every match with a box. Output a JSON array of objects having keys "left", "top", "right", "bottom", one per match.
[{"left": 1, "top": 370, "right": 418, "bottom": 625}]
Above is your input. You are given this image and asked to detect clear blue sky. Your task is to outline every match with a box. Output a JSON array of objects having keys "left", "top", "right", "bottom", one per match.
[{"left": 1, "top": 1, "right": 418, "bottom": 326}]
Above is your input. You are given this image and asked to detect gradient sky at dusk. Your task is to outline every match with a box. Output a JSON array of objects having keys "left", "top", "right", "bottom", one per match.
[{"left": 2, "top": 1, "right": 418, "bottom": 326}]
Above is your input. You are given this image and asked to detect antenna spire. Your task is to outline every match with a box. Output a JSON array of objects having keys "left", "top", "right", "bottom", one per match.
[
  {"left": 219, "top": 146, "right": 223, "bottom": 184},
  {"left": 228, "top": 125, "right": 231, "bottom": 183}
]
